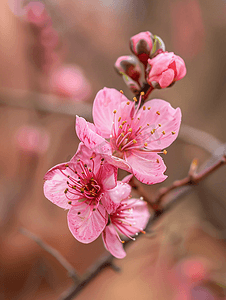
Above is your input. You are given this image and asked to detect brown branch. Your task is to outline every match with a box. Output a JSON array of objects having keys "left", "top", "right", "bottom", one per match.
[
  {"left": 20, "top": 228, "right": 80, "bottom": 284},
  {"left": 154, "top": 154, "right": 226, "bottom": 206}
]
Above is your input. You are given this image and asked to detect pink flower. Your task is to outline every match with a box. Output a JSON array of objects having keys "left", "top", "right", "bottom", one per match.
[
  {"left": 147, "top": 52, "right": 186, "bottom": 89},
  {"left": 50, "top": 65, "right": 92, "bottom": 100},
  {"left": 44, "top": 143, "right": 118, "bottom": 243},
  {"left": 102, "top": 182, "right": 150, "bottom": 258},
  {"left": 76, "top": 88, "right": 182, "bottom": 184},
  {"left": 14, "top": 125, "right": 50, "bottom": 154}
]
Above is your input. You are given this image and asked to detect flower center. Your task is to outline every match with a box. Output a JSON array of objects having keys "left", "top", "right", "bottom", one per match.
[{"left": 62, "top": 160, "right": 101, "bottom": 205}]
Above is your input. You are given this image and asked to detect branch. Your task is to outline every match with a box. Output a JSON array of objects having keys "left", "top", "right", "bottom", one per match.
[
  {"left": 154, "top": 154, "right": 226, "bottom": 206},
  {"left": 20, "top": 228, "right": 80, "bottom": 284},
  {"left": 0, "top": 87, "right": 92, "bottom": 120}
]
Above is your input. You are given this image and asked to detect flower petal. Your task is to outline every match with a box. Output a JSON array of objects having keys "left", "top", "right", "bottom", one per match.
[
  {"left": 159, "top": 69, "right": 175, "bottom": 88},
  {"left": 102, "top": 224, "right": 126, "bottom": 259},
  {"left": 44, "top": 162, "right": 78, "bottom": 209},
  {"left": 126, "top": 150, "right": 167, "bottom": 184},
  {"left": 68, "top": 203, "right": 107, "bottom": 243},
  {"left": 107, "top": 181, "right": 132, "bottom": 205},
  {"left": 138, "top": 99, "right": 182, "bottom": 150},
  {"left": 93, "top": 88, "right": 129, "bottom": 138},
  {"left": 96, "top": 162, "right": 117, "bottom": 191},
  {"left": 76, "top": 116, "right": 112, "bottom": 154}
]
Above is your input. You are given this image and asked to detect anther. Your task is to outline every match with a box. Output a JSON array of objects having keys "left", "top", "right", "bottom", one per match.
[
  {"left": 127, "top": 101, "right": 130, "bottom": 105},
  {"left": 118, "top": 117, "right": 121, "bottom": 122},
  {"left": 143, "top": 106, "right": 146, "bottom": 110},
  {"left": 156, "top": 159, "right": 159, "bottom": 163},
  {"left": 64, "top": 188, "right": 68, "bottom": 194},
  {"left": 80, "top": 188, "right": 84, "bottom": 193},
  {"left": 68, "top": 201, "right": 72, "bottom": 205},
  {"left": 67, "top": 181, "right": 69, "bottom": 184},
  {"left": 156, "top": 111, "right": 160, "bottom": 115},
  {"left": 163, "top": 150, "right": 167, "bottom": 155},
  {"left": 133, "top": 97, "right": 137, "bottom": 102},
  {"left": 141, "top": 230, "right": 146, "bottom": 234},
  {"left": 172, "top": 131, "right": 175, "bottom": 135},
  {"left": 77, "top": 159, "right": 80, "bottom": 162},
  {"left": 119, "top": 125, "right": 123, "bottom": 129},
  {"left": 93, "top": 208, "right": 96, "bottom": 211},
  {"left": 140, "top": 91, "right": 145, "bottom": 96},
  {"left": 78, "top": 212, "right": 81, "bottom": 215},
  {"left": 144, "top": 142, "right": 147, "bottom": 146},
  {"left": 158, "top": 124, "right": 161, "bottom": 127},
  {"left": 67, "top": 175, "right": 70, "bottom": 178},
  {"left": 148, "top": 107, "right": 151, "bottom": 110},
  {"left": 101, "top": 158, "right": 105, "bottom": 161},
  {"left": 128, "top": 128, "right": 132, "bottom": 132},
  {"left": 133, "top": 139, "right": 137, "bottom": 144},
  {"left": 162, "top": 131, "right": 165, "bottom": 135},
  {"left": 120, "top": 90, "right": 124, "bottom": 94},
  {"left": 121, "top": 133, "right": 125, "bottom": 137},
  {"left": 122, "top": 121, "right": 127, "bottom": 125},
  {"left": 113, "top": 109, "right": 117, "bottom": 114},
  {"left": 151, "top": 130, "right": 154, "bottom": 134},
  {"left": 65, "top": 164, "right": 69, "bottom": 167},
  {"left": 147, "top": 123, "right": 150, "bottom": 126},
  {"left": 84, "top": 164, "right": 87, "bottom": 167}
]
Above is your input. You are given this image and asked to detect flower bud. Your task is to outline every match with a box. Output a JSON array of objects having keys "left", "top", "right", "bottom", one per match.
[
  {"left": 150, "top": 35, "right": 166, "bottom": 57},
  {"left": 122, "top": 75, "right": 141, "bottom": 94},
  {"left": 147, "top": 52, "right": 186, "bottom": 89},
  {"left": 114, "top": 55, "right": 142, "bottom": 83},
  {"left": 130, "top": 31, "right": 154, "bottom": 65}
]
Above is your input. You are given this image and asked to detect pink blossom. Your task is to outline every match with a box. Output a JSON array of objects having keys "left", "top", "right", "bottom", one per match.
[
  {"left": 147, "top": 52, "right": 186, "bottom": 89},
  {"left": 25, "top": 2, "right": 48, "bottom": 27},
  {"left": 114, "top": 55, "right": 142, "bottom": 83},
  {"left": 76, "top": 88, "right": 181, "bottom": 184},
  {"left": 102, "top": 182, "right": 150, "bottom": 258},
  {"left": 50, "top": 65, "right": 92, "bottom": 100},
  {"left": 44, "top": 143, "right": 118, "bottom": 243},
  {"left": 15, "top": 125, "right": 50, "bottom": 154}
]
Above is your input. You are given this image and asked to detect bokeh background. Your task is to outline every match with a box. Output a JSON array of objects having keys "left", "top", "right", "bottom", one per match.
[{"left": 1, "top": 0, "right": 226, "bottom": 299}]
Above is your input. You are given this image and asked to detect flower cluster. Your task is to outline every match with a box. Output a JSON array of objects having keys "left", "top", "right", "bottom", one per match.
[
  {"left": 44, "top": 31, "right": 186, "bottom": 258},
  {"left": 115, "top": 31, "right": 186, "bottom": 97}
]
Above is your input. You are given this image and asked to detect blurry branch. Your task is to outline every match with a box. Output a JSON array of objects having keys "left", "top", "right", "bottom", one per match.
[
  {"left": 179, "top": 124, "right": 222, "bottom": 155},
  {"left": 0, "top": 87, "right": 92, "bottom": 120},
  {"left": 20, "top": 228, "right": 80, "bottom": 284}
]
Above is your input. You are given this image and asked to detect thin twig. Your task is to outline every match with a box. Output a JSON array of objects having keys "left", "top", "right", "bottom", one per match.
[{"left": 20, "top": 228, "right": 80, "bottom": 284}]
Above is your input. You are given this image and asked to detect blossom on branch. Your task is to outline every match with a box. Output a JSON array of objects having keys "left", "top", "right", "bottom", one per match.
[
  {"left": 43, "top": 143, "right": 118, "bottom": 243},
  {"left": 147, "top": 52, "right": 186, "bottom": 89},
  {"left": 76, "top": 88, "right": 181, "bottom": 184},
  {"left": 102, "top": 182, "right": 150, "bottom": 259}
]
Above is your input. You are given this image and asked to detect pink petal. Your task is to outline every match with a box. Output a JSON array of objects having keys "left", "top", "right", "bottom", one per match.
[
  {"left": 92, "top": 88, "right": 129, "bottom": 138},
  {"left": 76, "top": 116, "right": 112, "bottom": 155},
  {"left": 104, "top": 154, "right": 132, "bottom": 173},
  {"left": 175, "top": 56, "right": 187, "bottom": 80},
  {"left": 44, "top": 163, "right": 77, "bottom": 209},
  {"left": 126, "top": 150, "right": 167, "bottom": 185},
  {"left": 123, "top": 198, "right": 150, "bottom": 235},
  {"left": 158, "top": 69, "right": 175, "bottom": 88},
  {"left": 121, "top": 174, "right": 133, "bottom": 183},
  {"left": 96, "top": 162, "right": 117, "bottom": 191},
  {"left": 148, "top": 52, "right": 174, "bottom": 76},
  {"left": 102, "top": 224, "right": 126, "bottom": 259},
  {"left": 68, "top": 203, "right": 107, "bottom": 243},
  {"left": 138, "top": 99, "right": 182, "bottom": 150},
  {"left": 107, "top": 181, "right": 132, "bottom": 205},
  {"left": 100, "top": 193, "right": 119, "bottom": 214}
]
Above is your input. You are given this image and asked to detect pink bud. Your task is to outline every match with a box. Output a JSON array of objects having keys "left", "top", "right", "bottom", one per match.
[
  {"left": 15, "top": 125, "right": 50, "bottom": 154},
  {"left": 50, "top": 65, "right": 92, "bottom": 101},
  {"left": 130, "top": 31, "right": 154, "bottom": 65},
  {"left": 147, "top": 52, "right": 186, "bottom": 89},
  {"left": 114, "top": 55, "right": 142, "bottom": 83}
]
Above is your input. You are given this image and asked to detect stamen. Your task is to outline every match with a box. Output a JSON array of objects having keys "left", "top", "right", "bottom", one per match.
[
  {"left": 172, "top": 131, "right": 176, "bottom": 135},
  {"left": 120, "top": 90, "right": 124, "bottom": 94},
  {"left": 162, "top": 131, "right": 165, "bottom": 135},
  {"left": 156, "top": 111, "right": 160, "bottom": 115},
  {"left": 163, "top": 150, "right": 167, "bottom": 155}
]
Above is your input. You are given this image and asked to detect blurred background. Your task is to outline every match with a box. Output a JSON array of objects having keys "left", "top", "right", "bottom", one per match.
[{"left": 0, "top": 0, "right": 226, "bottom": 299}]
